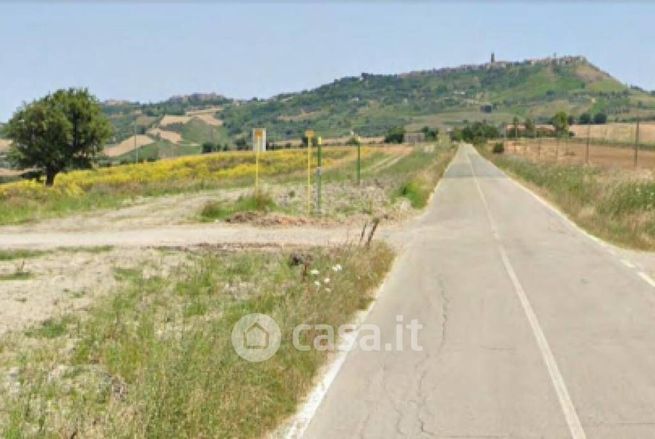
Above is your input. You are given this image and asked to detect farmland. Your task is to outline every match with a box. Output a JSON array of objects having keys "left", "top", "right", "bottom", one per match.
[{"left": 0, "top": 140, "right": 454, "bottom": 226}]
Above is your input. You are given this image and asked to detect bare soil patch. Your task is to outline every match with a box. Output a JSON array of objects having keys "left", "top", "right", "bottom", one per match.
[
  {"left": 505, "top": 139, "right": 655, "bottom": 171},
  {"left": 159, "top": 114, "right": 192, "bottom": 126},
  {"left": 103, "top": 134, "right": 155, "bottom": 157},
  {"left": 147, "top": 127, "right": 183, "bottom": 144},
  {"left": 0, "top": 247, "right": 189, "bottom": 336}
]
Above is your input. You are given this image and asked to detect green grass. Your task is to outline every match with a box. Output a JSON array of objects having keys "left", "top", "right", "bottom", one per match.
[
  {"left": 487, "top": 150, "right": 655, "bottom": 250},
  {"left": 200, "top": 191, "right": 277, "bottom": 221},
  {"left": 0, "top": 249, "right": 44, "bottom": 261},
  {"left": 0, "top": 244, "right": 394, "bottom": 437},
  {"left": 0, "top": 270, "right": 32, "bottom": 281}
]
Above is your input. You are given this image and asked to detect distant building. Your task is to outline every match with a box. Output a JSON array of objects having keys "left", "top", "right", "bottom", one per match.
[
  {"left": 404, "top": 132, "right": 426, "bottom": 144},
  {"left": 491, "top": 52, "right": 496, "bottom": 64}
]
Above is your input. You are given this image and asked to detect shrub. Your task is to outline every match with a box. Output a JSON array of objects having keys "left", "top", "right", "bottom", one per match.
[
  {"left": 492, "top": 142, "right": 505, "bottom": 154},
  {"left": 398, "top": 180, "right": 429, "bottom": 208},
  {"left": 384, "top": 127, "right": 405, "bottom": 144}
]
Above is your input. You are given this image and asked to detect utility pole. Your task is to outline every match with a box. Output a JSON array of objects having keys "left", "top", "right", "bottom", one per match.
[
  {"left": 537, "top": 135, "right": 542, "bottom": 161},
  {"left": 634, "top": 118, "right": 640, "bottom": 169},
  {"left": 555, "top": 136, "right": 560, "bottom": 162},
  {"left": 585, "top": 123, "right": 591, "bottom": 165}
]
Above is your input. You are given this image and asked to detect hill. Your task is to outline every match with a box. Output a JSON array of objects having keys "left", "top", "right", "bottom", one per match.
[
  {"left": 219, "top": 56, "right": 655, "bottom": 141},
  {"left": 3, "top": 55, "right": 655, "bottom": 159}
]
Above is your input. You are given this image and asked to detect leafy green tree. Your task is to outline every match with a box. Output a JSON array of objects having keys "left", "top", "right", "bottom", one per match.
[
  {"left": 420, "top": 126, "right": 439, "bottom": 141},
  {"left": 524, "top": 118, "right": 536, "bottom": 138},
  {"left": 579, "top": 113, "right": 592, "bottom": 124},
  {"left": 551, "top": 111, "right": 569, "bottom": 137},
  {"left": 235, "top": 137, "right": 248, "bottom": 150},
  {"left": 384, "top": 126, "right": 405, "bottom": 144},
  {"left": 7, "top": 88, "right": 112, "bottom": 186},
  {"left": 593, "top": 112, "right": 608, "bottom": 124},
  {"left": 450, "top": 121, "right": 500, "bottom": 144}
]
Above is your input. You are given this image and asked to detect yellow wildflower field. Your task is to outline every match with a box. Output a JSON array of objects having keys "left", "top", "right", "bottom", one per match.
[{"left": 0, "top": 148, "right": 368, "bottom": 199}]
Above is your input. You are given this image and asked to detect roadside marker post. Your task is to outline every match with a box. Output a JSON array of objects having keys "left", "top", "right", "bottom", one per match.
[
  {"left": 253, "top": 128, "right": 266, "bottom": 193},
  {"left": 305, "top": 130, "right": 315, "bottom": 215},
  {"left": 316, "top": 136, "right": 323, "bottom": 215},
  {"left": 357, "top": 136, "right": 361, "bottom": 186},
  {"left": 634, "top": 119, "right": 640, "bottom": 168},
  {"left": 585, "top": 124, "right": 591, "bottom": 165},
  {"left": 134, "top": 121, "right": 139, "bottom": 164}
]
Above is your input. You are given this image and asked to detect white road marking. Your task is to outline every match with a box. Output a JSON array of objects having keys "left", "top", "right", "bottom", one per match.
[
  {"left": 638, "top": 272, "right": 655, "bottom": 288},
  {"left": 621, "top": 259, "right": 636, "bottom": 269},
  {"left": 466, "top": 150, "right": 587, "bottom": 439}
]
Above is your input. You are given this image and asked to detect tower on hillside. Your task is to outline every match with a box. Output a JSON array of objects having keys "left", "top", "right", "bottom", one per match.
[{"left": 491, "top": 52, "right": 496, "bottom": 64}]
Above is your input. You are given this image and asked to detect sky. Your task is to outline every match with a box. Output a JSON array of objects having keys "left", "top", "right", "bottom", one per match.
[{"left": 1, "top": 1, "right": 654, "bottom": 120}]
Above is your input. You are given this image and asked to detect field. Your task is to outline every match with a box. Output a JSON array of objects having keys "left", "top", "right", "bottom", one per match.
[
  {"left": 103, "top": 134, "right": 156, "bottom": 157},
  {"left": 570, "top": 122, "right": 655, "bottom": 145},
  {"left": 503, "top": 138, "right": 655, "bottom": 170},
  {"left": 0, "top": 141, "right": 454, "bottom": 226}
]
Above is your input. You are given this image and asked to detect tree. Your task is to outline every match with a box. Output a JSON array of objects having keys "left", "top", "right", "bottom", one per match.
[
  {"left": 578, "top": 113, "right": 592, "bottom": 125},
  {"left": 420, "top": 126, "right": 439, "bottom": 141},
  {"left": 524, "top": 118, "right": 536, "bottom": 138},
  {"left": 593, "top": 112, "right": 608, "bottom": 124},
  {"left": 235, "top": 137, "right": 248, "bottom": 150},
  {"left": 384, "top": 126, "right": 405, "bottom": 144},
  {"left": 6, "top": 88, "right": 112, "bottom": 186},
  {"left": 551, "top": 111, "right": 569, "bottom": 137},
  {"left": 567, "top": 115, "right": 576, "bottom": 126}
]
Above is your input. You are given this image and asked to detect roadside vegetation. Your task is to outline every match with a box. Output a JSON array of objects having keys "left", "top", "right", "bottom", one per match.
[
  {"left": 197, "top": 139, "right": 455, "bottom": 223},
  {"left": 0, "top": 243, "right": 394, "bottom": 438},
  {"left": 487, "top": 150, "right": 655, "bottom": 250}
]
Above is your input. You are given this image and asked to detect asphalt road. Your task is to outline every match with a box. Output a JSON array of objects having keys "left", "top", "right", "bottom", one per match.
[{"left": 301, "top": 145, "right": 655, "bottom": 438}]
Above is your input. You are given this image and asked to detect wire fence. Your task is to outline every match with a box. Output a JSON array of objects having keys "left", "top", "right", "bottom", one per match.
[{"left": 504, "top": 135, "right": 655, "bottom": 171}]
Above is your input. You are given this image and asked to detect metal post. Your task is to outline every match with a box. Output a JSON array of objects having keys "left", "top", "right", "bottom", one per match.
[
  {"left": 255, "top": 148, "right": 260, "bottom": 193},
  {"left": 538, "top": 135, "right": 542, "bottom": 161},
  {"left": 556, "top": 136, "right": 560, "bottom": 162},
  {"left": 134, "top": 121, "right": 138, "bottom": 164},
  {"left": 357, "top": 138, "right": 361, "bottom": 186},
  {"left": 305, "top": 130, "right": 314, "bottom": 216},
  {"left": 316, "top": 136, "right": 322, "bottom": 214},
  {"left": 634, "top": 119, "right": 640, "bottom": 169}
]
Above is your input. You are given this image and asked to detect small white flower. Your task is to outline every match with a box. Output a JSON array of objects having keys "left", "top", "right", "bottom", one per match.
[
  {"left": 314, "top": 280, "right": 321, "bottom": 287},
  {"left": 326, "top": 288, "right": 332, "bottom": 293},
  {"left": 324, "top": 277, "right": 330, "bottom": 284},
  {"left": 310, "top": 269, "right": 320, "bottom": 276},
  {"left": 332, "top": 264, "right": 343, "bottom": 272}
]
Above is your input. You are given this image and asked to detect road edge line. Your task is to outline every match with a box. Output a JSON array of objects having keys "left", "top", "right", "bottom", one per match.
[{"left": 466, "top": 147, "right": 587, "bottom": 439}]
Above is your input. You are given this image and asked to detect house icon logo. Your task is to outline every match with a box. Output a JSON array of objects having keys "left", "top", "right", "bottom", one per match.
[{"left": 231, "top": 313, "right": 281, "bottom": 362}]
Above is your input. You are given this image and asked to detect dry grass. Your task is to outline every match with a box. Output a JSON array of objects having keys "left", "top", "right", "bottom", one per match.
[
  {"left": 0, "top": 243, "right": 394, "bottom": 438},
  {"left": 487, "top": 147, "right": 655, "bottom": 250},
  {"left": 504, "top": 138, "right": 655, "bottom": 170},
  {"left": 146, "top": 127, "right": 183, "bottom": 144},
  {"left": 159, "top": 114, "right": 192, "bottom": 127},
  {"left": 569, "top": 122, "right": 655, "bottom": 145}
]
